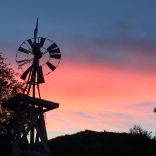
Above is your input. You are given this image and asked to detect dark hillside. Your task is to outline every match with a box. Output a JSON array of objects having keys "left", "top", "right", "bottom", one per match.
[{"left": 49, "top": 130, "right": 156, "bottom": 156}]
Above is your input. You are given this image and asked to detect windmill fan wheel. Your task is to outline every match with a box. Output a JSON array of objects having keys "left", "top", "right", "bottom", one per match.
[{"left": 16, "top": 37, "right": 61, "bottom": 82}]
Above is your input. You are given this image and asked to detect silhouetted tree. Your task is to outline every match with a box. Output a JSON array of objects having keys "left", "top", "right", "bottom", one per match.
[
  {"left": 0, "top": 53, "right": 23, "bottom": 102},
  {"left": 0, "top": 53, "right": 23, "bottom": 154},
  {"left": 129, "top": 125, "right": 152, "bottom": 139}
]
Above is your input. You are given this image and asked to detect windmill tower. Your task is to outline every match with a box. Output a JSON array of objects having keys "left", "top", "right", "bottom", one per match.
[{"left": 2, "top": 19, "right": 61, "bottom": 156}]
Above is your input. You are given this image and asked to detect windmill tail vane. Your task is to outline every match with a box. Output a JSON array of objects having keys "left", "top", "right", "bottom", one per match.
[{"left": 34, "top": 18, "right": 38, "bottom": 40}]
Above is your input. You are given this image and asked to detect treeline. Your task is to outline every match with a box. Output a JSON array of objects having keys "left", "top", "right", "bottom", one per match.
[{"left": 49, "top": 129, "right": 156, "bottom": 156}]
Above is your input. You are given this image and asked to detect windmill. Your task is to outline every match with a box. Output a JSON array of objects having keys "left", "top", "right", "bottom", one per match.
[
  {"left": 2, "top": 19, "right": 61, "bottom": 156},
  {"left": 16, "top": 18, "right": 61, "bottom": 97}
]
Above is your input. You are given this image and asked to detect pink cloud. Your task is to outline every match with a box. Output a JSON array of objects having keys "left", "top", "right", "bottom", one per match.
[{"left": 37, "top": 59, "right": 156, "bottom": 138}]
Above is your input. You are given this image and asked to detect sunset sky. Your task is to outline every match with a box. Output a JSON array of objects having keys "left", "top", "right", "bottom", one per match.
[{"left": 1, "top": 0, "right": 156, "bottom": 138}]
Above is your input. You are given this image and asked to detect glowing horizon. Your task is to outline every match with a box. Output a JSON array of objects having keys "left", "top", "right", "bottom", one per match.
[{"left": 40, "top": 59, "right": 156, "bottom": 138}]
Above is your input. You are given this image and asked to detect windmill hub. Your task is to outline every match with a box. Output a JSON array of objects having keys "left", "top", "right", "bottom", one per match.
[{"left": 33, "top": 43, "right": 42, "bottom": 59}]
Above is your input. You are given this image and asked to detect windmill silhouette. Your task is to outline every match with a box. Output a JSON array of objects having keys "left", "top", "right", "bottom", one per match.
[{"left": 2, "top": 19, "right": 61, "bottom": 156}]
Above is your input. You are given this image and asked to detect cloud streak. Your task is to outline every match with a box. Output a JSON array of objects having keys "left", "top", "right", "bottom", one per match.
[{"left": 63, "top": 34, "right": 156, "bottom": 75}]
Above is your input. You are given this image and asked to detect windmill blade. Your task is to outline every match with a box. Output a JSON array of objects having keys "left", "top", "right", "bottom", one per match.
[
  {"left": 49, "top": 48, "right": 61, "bottom": 59},
  {"left": 39, "top": 37, "right": 46, "bottom": 47},
  {"left": 17, "top": 59, "right": 30, "bottom": 64},
  {"left": 50, "top": 53, "right": 61, "bottom": 59},
  {"left": 47, "top": 43, "right": 58, "bottom": 52},
  {"left": 18, "top": 58, "right": 33, "bottom": 67},
  {"left": 49, "top": 48, "right": 60, "bottom": 54},
  {"left": 18, "top": 47, "right": 30, "bottom": 54},
  {"left": 37, "top": 66, "right": 45, "bottom": 83},
  {"left": 21, "top": 66, "right": 32, "bottom": 80},
  {"left": 27, "top": 39, "right": 34, "bottom": 48},
  {"left": 19, "top": 61, "right": 30, "bottom": 67},
  {"left": 46, "top": 62, "right": 56, "bottom": 71}
]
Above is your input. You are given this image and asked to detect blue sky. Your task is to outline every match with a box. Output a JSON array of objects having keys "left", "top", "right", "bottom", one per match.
[
  {"left": 1, "top": 0, "right": 156, "bottom": 68},
  {"left": 0, "top": 0, "right": 156, "bottom": 40}
]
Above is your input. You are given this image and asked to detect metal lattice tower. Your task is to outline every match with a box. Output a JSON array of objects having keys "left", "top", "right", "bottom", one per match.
[{"left": 2, "top": 19, "right": 61, "bottom": 156}]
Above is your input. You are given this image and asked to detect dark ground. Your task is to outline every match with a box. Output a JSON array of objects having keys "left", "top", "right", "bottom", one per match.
[
  {"left": 1, "top": 129, "right": 156, "bottom": 156},
  {"left": 49, "top": 130, "right": 156, "bottom": 156}
]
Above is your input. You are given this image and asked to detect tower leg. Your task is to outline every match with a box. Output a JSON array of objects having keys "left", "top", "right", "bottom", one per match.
[{"left": 10, "top": 104, "right": 51, "bottom": 156}]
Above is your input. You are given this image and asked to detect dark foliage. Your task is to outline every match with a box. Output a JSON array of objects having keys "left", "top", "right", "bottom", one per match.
[
  {"left": 49, "top": 130, "right": 156, "bottom": 156},
  {"left": 0, "top": 53, "right": 24, "bottom": 156},
  {"left": 0, "top": 53, "right": 23, "bottom": 102},
  {"left": 129, "top": 124, "right": 152, "bottom": 139}
]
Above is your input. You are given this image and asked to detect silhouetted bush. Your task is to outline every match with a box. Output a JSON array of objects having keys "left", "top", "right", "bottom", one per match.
[{"left": 129, "top": 125, "right": 152, "bottom": 139}]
